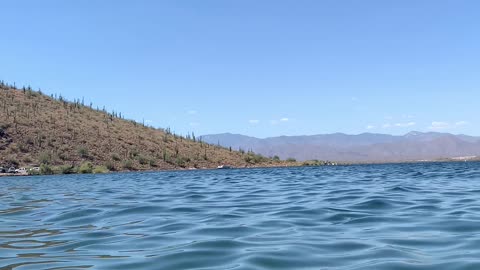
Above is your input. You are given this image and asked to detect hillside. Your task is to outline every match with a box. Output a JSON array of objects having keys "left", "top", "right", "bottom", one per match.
[
  {"left": 0, "top": 82, "right": 285, "bottom": 173},
  {"left": 201, "top": 132, "right": 480, "bottom": 162}
]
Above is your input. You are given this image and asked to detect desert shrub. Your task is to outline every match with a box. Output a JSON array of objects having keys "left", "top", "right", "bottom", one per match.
[
  {"left": 111, "top": 153, "right": 121, "bottom": 161},
  {"left": 105, "top": 161, "right": 116, "bottom": 171},
  {"left": 93, "top": 166, "right": 109, "bottom": 174},
  {"left": 130, "top": 149, "right": 139, "bottom": 158},
  {"left": 78, "top": 162, "right": 93, "bottom": 174},
  {"left": 258, "top": 154, "right": 268, "bottom": 162},
  {"left": 77, "top": 147, "right": 89, "bottom": 158},
  {"left": 40, "top": 164, "right": 54, "bottom": 175},
  {"left": 58, "top": 152, "right": 70, "bottom": 161},
  {"left": 0, "top": 124, "right": 10, "bottom": 134},
  {"left": 163, "top": 150, "right": 170, "bottom": 162},
  {"left": 286, "top": 158, "right": 297, "bottom": 163},
  {"left": 273, "top": 155, "right": 281, "bottom": 161},
  {"left": 9, "top": 145, "right": 20, "bottom": 153},
  {"left": 175, "top": 157, "right": 187, "bottom": 168},
  {"left": 58, "top": 165, "right": 77, "bottom": 174},
  {"left": 149, "top": 158, "right": 157, "bottom": 167},
  {"left": 38, "top": 152, "right": 52, "bottom": 165},
  {"left": 28, "top": 169, "right": 41, "bottom": 176},
  {"left": 18, "top": 143, "right": 29, "bottom": 153},
  {"left": 26, "top": 89, "right": 39, "bottom": 97},
  {"left": 137, "top": 155, "right": 148, "bottom": 165},
  {"left": 302, "top": 160, "right": 322, "bottom": 166},
  {"left": 23, "top": 156, "right": 33, "bottom": 164},
  {"left": 245, "top": 153, "right": 267, "bottom": 164},
  {"left": 25, "top": 137, "right": 34, "bottom": 146},
  {"left": 123, "top": 160, "right": 135, "bottom": 170},
  {"left": 47, "top": 139, "right": 55, "bottom": 147},
  {"left": 5, "top": 158, "right": 19, "bottom": 167}
]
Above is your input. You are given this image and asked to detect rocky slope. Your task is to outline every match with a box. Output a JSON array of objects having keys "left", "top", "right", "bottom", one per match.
[{"left": 0, "top": 82, "right": 283, "bottom": 172}]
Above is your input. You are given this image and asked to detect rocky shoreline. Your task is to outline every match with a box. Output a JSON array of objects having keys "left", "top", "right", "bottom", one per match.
[{"left": 0, "top": 172, "right": 29, "bottom": 177}]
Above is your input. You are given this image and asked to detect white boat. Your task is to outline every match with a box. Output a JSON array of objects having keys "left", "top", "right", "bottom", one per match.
[{"left": 217, "top": 165, "right": 232, "bottom": 169}]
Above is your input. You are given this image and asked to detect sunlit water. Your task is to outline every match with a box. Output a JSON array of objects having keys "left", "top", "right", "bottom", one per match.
[{"left": 1, "top": 162, "right": 480, "bottom": 269}]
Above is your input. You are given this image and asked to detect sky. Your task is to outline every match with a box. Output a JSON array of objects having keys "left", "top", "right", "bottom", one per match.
[{"left": 1, "top": 0, "right": 479, "bottom": 138}]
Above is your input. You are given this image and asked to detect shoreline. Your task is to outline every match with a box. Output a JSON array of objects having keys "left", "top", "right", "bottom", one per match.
[
  {"left": 1, "top": 159, "right": 479, "bottom": 178},
  {"left": 0, "top": 163, "right": 323, "bottom": 177},
  {"left": 0, "top": 172, "right": 29, "bottom": 177}
]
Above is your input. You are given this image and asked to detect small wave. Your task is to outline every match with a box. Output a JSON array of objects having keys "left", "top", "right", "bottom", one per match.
[{"left": 2, "top": 163, "right": 480, "bottom": 269}]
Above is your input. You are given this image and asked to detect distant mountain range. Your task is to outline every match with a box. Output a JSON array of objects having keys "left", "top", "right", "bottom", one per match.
[{"left": 200, "top": 132, "right": 480, "bottom": 162}]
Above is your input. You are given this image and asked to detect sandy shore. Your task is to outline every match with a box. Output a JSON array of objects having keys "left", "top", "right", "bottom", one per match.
[{"left": 0, "top": 172, "right": 29, "bottom": 177}]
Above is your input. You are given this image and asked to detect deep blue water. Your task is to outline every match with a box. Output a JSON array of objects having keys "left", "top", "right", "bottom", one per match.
[{"left": 1, "top": 162, "right": 480, "bottom": 270}]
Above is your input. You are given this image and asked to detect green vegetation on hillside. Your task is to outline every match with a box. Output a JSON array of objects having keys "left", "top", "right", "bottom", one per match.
[{"left": 0, "top": 81, "right": 290, "bottom": 174}]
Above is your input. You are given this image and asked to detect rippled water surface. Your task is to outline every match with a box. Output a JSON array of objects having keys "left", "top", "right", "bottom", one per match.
[{"left": 2, "top": 162, "right": 480, "bottom": 269}]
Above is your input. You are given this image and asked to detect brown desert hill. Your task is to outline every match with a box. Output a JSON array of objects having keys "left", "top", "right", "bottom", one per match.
[{"left": 0, "top": 82, "right": 282, "bottom": 172}]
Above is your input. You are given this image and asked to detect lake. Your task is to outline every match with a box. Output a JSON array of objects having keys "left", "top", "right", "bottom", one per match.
[{"left": 1, "top": 162, "right": 480, "bottom": 269}]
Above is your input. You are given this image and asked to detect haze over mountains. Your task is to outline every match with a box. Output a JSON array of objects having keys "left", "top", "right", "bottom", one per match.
[{"left": 201, "top": 132, "right": 480, "bottom": 162}]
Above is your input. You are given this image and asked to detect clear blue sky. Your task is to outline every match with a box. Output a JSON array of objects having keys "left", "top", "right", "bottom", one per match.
[{"left": 1, "top": 0, "right": 479, "bottom": 138}]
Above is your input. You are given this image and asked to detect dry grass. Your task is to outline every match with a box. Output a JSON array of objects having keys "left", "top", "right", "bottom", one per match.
[{"left": 0, "top": 83, "right": 288, "bottom": 172}]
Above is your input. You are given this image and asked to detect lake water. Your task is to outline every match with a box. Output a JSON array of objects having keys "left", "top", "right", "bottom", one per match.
[{"left": 1, "top": 162, "right": 480, "bottom": 270}]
